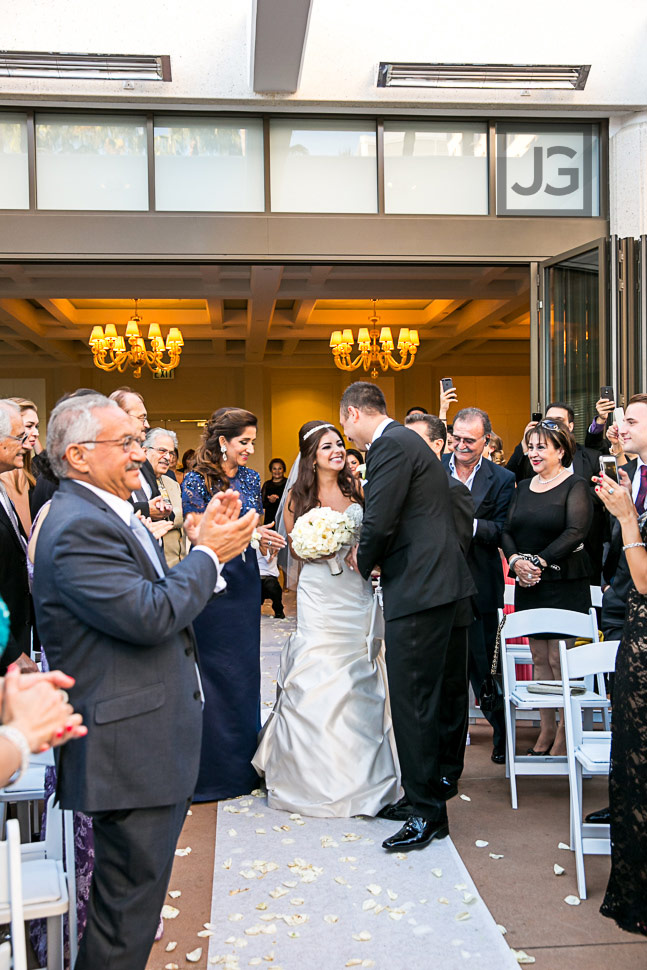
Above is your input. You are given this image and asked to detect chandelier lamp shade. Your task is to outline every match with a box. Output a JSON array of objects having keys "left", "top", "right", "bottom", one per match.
[
  {"left": 88, "top": 300, "right": 184, "bottom": 378},
  {"left": 329, "top": 301, "right": 419, "bottom": 378}
]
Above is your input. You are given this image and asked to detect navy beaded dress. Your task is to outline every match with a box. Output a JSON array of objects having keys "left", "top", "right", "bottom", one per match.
[{"left": 182, "top": 466, "right": 263, "bottom": 801}]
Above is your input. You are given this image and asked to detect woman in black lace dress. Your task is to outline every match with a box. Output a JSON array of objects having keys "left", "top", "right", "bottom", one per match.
[
  {"left": 596, "top": 466, "right": 647, "bottom": 936},
  {"left": 501, "top": 420, "right": 593, "bottom": 756}
]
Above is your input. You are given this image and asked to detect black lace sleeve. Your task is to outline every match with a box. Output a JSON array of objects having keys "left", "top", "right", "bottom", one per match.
[{"left": 538, "top": 478, "right": 593, "bottom": 565}]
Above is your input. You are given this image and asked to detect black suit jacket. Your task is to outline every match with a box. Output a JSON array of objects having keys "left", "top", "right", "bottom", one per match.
[
  {"left": 130, "top": 459, "right": 160, "bottom": 516},
  {"left": 442, "top": 456, "right": 515, "bottom": 615},
  {"left": 32, "top": 479, "right": 220, "bottom": 813},
  {"left": 357, "top": 422, "right": 475, "bottom": 622},
  {"left": 448, "top": 478, "right": 476, "bottom": 628},
  {"left": 0, "top": 503, "right": 30, "bottom": 668},
  {"left": 601, "top": 457, "right": 639, "bottom": 638}
]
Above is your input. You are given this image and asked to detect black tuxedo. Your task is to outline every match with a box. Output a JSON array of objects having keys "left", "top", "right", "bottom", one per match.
[
  {"left": 358, "top": 421, "right": 475, "bottom": 819},
  {"left": 442, "top": 455, "right": 515, "bottom": 752},
  {"left": 130, "top": 459, "right": 160, "bottom": 516},
  {"left": 32, "top": 479, "right": 221, "bottom": 970},
  {"left": 0, "top": 500, "right": 30, "bottom": 669},
  {"left": 602, "top": 457, "right": 640, "bottom": 640}
]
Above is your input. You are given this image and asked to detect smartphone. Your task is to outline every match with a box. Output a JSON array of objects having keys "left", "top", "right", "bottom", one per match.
[
  {"left": 613, "top": 407, "right": 625, "bottom": 426},
  {"left": 599, "top": 455, "right": 619, "bottom": 483},
  {"left": 531, "top": 412, "right": 542, "bottom": 422},
  {"left": 441, "top": 377, "right": 455, "bottom": 393},
  {"left": 600, "top": 385, "right": 614, "bottom": 402}
]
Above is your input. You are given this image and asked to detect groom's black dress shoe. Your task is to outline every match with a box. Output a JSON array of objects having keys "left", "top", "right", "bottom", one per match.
[
  {"left": 491, "top": 747, "right": 506, "bottom": 765},
  {"left": 441, "top": 776, "right": 458, "bottom": 800},
  {"left": 585, "top": 806, "right": 611, "bottom": 824},
  {"left": 377, "top": 797, "right": 413, "bottom": 822},
  {"left": 382, "top": 815, "right": 449, "bottom": 852}
]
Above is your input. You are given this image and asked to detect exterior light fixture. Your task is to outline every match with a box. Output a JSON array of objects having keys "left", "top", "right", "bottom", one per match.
[
  {"left": 0, "top": 51, "right": 171, "bottom": 81},
  {"left": 377, "top": 63, "right": 590, "bottom": 91}
]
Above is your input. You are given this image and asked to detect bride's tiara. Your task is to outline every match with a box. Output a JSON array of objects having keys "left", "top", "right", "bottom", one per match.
[{"left": 302, "top": 423, "right": 334, "bottom": 441}]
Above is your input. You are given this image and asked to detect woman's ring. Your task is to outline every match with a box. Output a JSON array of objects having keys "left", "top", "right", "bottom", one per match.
[{"left": 608, "top": 487, "right": 615, "bottom": 494}]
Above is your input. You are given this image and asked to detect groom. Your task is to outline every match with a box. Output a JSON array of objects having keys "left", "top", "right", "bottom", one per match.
[{"left": 341, "top": 382, "right": 475, "bottom": 851}]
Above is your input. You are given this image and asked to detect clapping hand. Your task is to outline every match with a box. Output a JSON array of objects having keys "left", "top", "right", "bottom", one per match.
[
  {"left": 135, "top": 511, "right": 174, "bottom": 541},
  {"left": 2, "top": 666, "right": 86, "bottom": 753}
]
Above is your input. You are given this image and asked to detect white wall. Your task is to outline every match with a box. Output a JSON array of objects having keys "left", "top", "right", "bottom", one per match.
[{"left": 1, "top": 0, "right": 646, "bottom": 112}]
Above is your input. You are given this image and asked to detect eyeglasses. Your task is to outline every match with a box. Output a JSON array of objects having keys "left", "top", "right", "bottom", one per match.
[
  {"left": 452, "top": 434, "right": 487, "bottom": 447},
  {"left": 536, "top": 419, "right": 563, "bottom": 431},
  {"left": 151, "top": 447, "right": 174, "bottom": 457},
  {"left": 126, "top": 410, "right": 148, "bottom": 423},
  {"left": 77, "top": 435, "right": 144, "bottom": 452},
  {"left": 5, "top": 432, "right": 29, "bottom": 445}
]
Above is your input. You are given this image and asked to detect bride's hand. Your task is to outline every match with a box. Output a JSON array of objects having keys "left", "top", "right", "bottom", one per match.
[{"left": 345, "top": 545, "right": 359, "bottom": 573}]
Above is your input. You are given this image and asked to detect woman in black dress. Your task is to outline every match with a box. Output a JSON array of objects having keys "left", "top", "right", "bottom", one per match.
[
  {"left": 261, "top": 458, "right": 287, "bottom": 524},
  {"left": 501, "top": 419, "right": 593, "bottom": 756},
  {"left": 596, "top": 460, "right": 647, "bottom": 935}
]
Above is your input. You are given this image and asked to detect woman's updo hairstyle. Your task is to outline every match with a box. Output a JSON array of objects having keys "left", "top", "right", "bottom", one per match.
[
  {"left": 192, "top": 406, "right": 257, "bottom": 493},
  {"left": 288, "top": 420, "right": 363, "bottom": 522},
  {"left": 524, "top": 418, "right": 575, "bottom": 468}
]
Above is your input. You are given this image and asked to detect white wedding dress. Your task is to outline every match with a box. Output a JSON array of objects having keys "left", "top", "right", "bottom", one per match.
[{"left": 253, "top": 505, "right": 400, "bottom": 817}]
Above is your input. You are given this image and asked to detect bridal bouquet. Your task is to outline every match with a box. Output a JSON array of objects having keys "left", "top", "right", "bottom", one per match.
[{"left": 290, "top": 506, "right": 358, "bottom": 576}]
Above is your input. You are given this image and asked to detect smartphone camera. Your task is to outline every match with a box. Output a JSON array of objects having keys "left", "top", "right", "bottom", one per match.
[
  {"left": 599, "top": 455, "right": 619, "bottom": 484},
  {"left": 441, "top": 377, "right": 454, "bottom": 393},
  {"left": 531, "top": 412, "right": 542, "bottom": 422}
]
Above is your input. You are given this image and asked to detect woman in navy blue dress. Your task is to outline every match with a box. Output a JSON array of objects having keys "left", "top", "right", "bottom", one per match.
[{"left": 182, "top": 407, "right": 285, "bottom": 801}]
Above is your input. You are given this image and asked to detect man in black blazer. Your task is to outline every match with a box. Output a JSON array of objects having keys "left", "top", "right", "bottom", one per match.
[
  {"left": 32, "top": 393, "right": 257, "bottom": 970},
  {"left": 0, "top": 400, "right": 33, "bottom": 671},
  {"left": 442, "top": 407, "right": 515, "bottom": 764},
  {"left": 109, "top": 386, "right": 169, "bottom": 518},
  {"left": 341, "top": 383, "right": 475, "bottom": 851},
  {"left": 406, "top": 413, "right": 475, "bottom": 798}
]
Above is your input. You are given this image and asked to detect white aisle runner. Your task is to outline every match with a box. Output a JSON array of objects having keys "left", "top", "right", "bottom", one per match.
[{"left": 208, "top": 616, "right": 519, "bottom": 970}]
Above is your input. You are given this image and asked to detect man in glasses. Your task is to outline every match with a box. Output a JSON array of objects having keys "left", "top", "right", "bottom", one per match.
[
  {"left": 144, "top": 427, "right": 184, "bottom": 567},
  {"left": 32, "top": 393, "right": 258, "bottom": 970},
  {"left": 0, "top": 399, "right": 35, "bottom": 672},
  {"left": 442, "top": 406, "right": 515, "bottom": 765},
  {"left": 109, "top": 386, "right": 169, "bottom": 520}
]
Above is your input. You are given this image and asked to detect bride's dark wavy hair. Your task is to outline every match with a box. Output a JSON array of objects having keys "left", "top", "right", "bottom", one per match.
[{"left": 288, "top": 421, "right": 363, "bottom": 522}]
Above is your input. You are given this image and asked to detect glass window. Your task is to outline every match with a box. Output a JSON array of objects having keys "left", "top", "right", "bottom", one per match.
[
  {"left": 154, "top": 117, "right": 264, "bottom": 212},
  {"left": 497, "top": 123, "right": 600, "bottom": 216},
  {"left": 270, "top": 119, "right": 377, "bottom": 213},
  {"left": 35, "top": 114, "right": 148, "bottom": 210},
  {"left": 384, "top": 121, "right": 488, "bottom": 214},
  {"left": 0, "top": 113, "right": 29, "bottom": 209}
]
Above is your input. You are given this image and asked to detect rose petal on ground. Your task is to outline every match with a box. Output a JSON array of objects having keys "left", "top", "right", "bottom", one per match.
[
  {"left": 366, "top": 884, "right": 381, "bottom": 895},
  {"left": 512, "top": 950, "right": 536, "bottom": 965},
  {"left": 554, "top": 864, "right": 565, "bottom": 875},
  {"left": 161, "top": 905, "right": 179, "bottom": 919},
  {"left": 324, "top": 914, "right": 339, "bottom": 923},
  {"left": 462, "top": 893, "right": 477, "bottom": 904},
  {"left": 165, "top": 942, "right": 177, "bottom": 951},
  {"left": 564, "top": 895, "right": 581, "bottom": 906},
  {"left": 175, "top": 847, "right": 192, "bottom": 856},
  {"left": 395, "top": 852, "right": 407, "bottom": 860},
  {"left": 228, "top": 829, "right": 237, "bottom": 837},
  {"left": 352, "top": 931, "right": 371, "bottom": 941},
  {"left": 474, "top": 840, "right": 489, "bottom": 848},
  {"left": 558, "top": 842, "right": 570, "bottom": 850},
  {"left": 290, "top": 897, "right": 305, "bottom": 906},
  {"left": 431, "top": 868, "right": 443, "bottom": 878},
  {"left": 455, "top": 912, "right": 471, "bottom": 922},
  {"left": 459, "top": 794, "right": 471, "bottom": 801},
  {"left": 197, "top": 930, "right": 214, "bottom": 937},
  {"left": 438, "top": 897, "right": 449, "bottom": 905},
  {"left": 186, "top": 949, "right": 202, "bottom": 963},
  {"left": 269, "top": 888, "right": 288, "bottom": 899},
  {"left": 388, "top": 911, "right": 403, "bottom": 921},
  {"left": 168, "top": 890, "right": 181, "bottom": 899},
  {"left": 256, "top": 902, "right": 268, "bottom": 910},
  {"left": 334, "top": 876, "right": 348, "bottom": 885},
  {"left": 228, "top": 914, "right": 244, "bottom": 922},
  {"left": 252, "top": 789, "right": 265, "bottom": 797},
  {"left": 256, "top": 829, "right": 266, "bottom": 835},
  {"left": 283, "top": 880, "right": 298, "bottom": 888},
  {"left": 362, "top": 900, "right": 376, "bottom": 912},
  {"left": 386, "top": 890, "right": 398, "bottom": 901},
  {"left": 164, "top": 964, "right": 178, "bottom": 970},
  {"left": 346, "top": 961, "right": 363, "bottom": 967},
  {"left": 260, "top": 924, "right": 277, "bottom": 935}
]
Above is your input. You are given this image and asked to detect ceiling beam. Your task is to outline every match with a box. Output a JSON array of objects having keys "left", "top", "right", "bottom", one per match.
[
  {"left": 292, "top": 299, "right": 316, "bottom": 327},
  {"left": 282, "top": 338, "right": 300, "bottom": 356},
  {"left": 0, "top": 299, "right": 80, "bottom": 362},
  {"left": 252, "top": 0, "right": 313, "bottom": 93},
  {"left": 245, "top": 265, "right": 284, "bottom": 363},
  {"left": 416, "top": 296, "right": 528, "bottom": 362}
]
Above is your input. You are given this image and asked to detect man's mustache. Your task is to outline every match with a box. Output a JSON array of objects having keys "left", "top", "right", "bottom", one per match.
[{"left": 126, "top": 461, "right": 143, "bottom": 471}]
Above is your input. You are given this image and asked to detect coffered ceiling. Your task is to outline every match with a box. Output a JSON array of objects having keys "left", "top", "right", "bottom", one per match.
[{"left": 0, "top": 261, "right": 530, "bottom": 371}]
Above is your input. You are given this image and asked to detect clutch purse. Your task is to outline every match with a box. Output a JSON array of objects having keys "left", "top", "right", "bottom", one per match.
[
  {"left": 479, "top": 614, "right": 506, "bottom": 714},
  {"left": 366, "top": 581, "right": 385, "bottom": 662}
]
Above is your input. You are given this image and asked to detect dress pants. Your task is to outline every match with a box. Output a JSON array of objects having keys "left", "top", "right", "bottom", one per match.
[
  {"left": 385, "top": 601, "right": 457, "bottom": 821},
  {"left": 75, "top": 798, "right": 190, "bottom": 970},
  {"left": 261, "top": 576, "right": 284, "bottom": 616},
  {"left": 467, "top": 608, "right": 506, "bottom": 751},
  {"left": 438, "top": 626, "right": 470, "bottom": 786}
]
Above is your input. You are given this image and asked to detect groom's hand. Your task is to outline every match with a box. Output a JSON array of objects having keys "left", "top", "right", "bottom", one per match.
[{"left": 345, "top": 544, "right": 359, "bottom": 573}]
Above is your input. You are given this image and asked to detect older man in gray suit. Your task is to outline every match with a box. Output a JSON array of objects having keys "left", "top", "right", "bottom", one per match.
[{"left": 32, "top": 394, "right": 257, "bottom": 970}]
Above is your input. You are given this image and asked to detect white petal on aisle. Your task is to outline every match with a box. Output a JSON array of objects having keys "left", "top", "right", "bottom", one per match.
[{"left": 207, "top": 615, "right": 519, "bottom": 970}]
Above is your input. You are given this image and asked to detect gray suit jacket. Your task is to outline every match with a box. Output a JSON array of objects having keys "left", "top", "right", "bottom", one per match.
[{"left": 32, "top": 479, "right": 219, "bottom": 812}]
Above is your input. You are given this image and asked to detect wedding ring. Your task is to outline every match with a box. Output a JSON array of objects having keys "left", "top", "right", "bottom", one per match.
[{"left": 608, "top": 487, "right": 615, "bottom": 494}]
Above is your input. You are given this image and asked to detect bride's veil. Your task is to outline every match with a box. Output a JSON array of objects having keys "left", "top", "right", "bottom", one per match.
[{"left": 275, "top": 454, "right": 301, "bottom": 590}]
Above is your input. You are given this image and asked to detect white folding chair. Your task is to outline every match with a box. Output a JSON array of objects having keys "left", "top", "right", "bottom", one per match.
[
  {"left": 0, "top": 764, "right": 46, "bottom": 841},
  {"left": 560, "top": 638, "right": 618, "bottom": 900},
  {"left": 0, "top": 811, "right": 69, "bottom": 970},
  {"left": 0, "top": 942, "right": 11, "bottom": 970},
  {"left": 589, "top": 585, "right": 603, "bottom": 609},
  {"left": 500, "top": 608, "right": 610, "bottom": 809}
]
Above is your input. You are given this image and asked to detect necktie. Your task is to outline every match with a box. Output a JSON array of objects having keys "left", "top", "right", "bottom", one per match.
[
  {"left": 0, "top": 481, "right": 27, "bottom": 552},
  {"left": 636, "top": 465, "right": 647, "bottom": 515},
  {"left": 129, "top": 513, "right": 165, "bottom": 579}
]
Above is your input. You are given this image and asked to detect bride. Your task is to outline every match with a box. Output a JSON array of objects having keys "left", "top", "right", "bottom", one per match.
[{"left": 253, "top": 420, "right": 399, "bottom": 817}]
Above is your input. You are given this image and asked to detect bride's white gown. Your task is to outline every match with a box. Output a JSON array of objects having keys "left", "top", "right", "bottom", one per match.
[{"left": 253, "top": 507, "right": 399, "bottom": 817}]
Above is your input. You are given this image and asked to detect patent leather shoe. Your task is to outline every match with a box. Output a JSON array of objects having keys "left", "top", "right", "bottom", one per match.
[
  {"left": 585, "top": 806, "right": 611, "bottom": 824},
  {"left": 377, "top": 796, "right": 413, "bottom": 822},
  {"left": 441, "top": 776, "right": 458, "bottom": 799},
  {"left": 382, "top": 815, "right": 449, "bottom": 852},
  {"left": 491, "top": 747, "right": 506, "bottom": 765}
]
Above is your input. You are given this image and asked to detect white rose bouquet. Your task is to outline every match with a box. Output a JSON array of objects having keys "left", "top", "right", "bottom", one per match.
[{"left": 290, "top": 506, "right": 358, "bottom": 576}]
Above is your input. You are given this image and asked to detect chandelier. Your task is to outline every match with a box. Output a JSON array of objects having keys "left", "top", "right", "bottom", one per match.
[
  {"left": 329, "top": 301, "right": 419, "bottom": 379},
  {"left": 88, "top": 300, "right": 184, "bottom": 378}
]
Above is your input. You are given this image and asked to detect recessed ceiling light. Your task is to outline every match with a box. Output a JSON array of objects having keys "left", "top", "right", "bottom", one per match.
[{"left": 377, "top": 62, "right": 590, "bottom": 91}]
